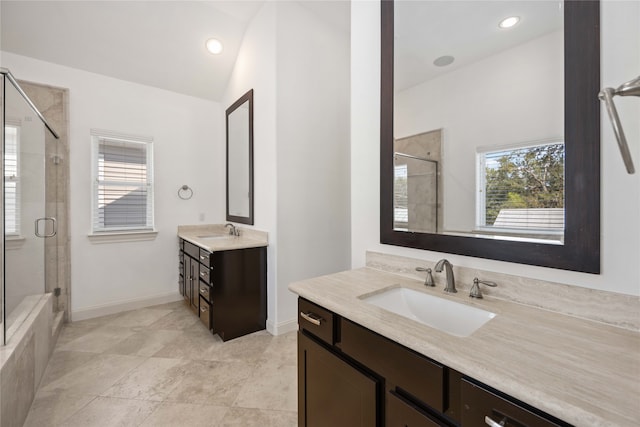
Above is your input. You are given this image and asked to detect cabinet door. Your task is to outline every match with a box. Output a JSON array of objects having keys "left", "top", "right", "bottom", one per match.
[
  {"left": 183, "top": 255, "right": 192, "bottom": 304},
  {"left": 387, "top": 390, "right": 446, "bottom": 427},
  {"left": 178, "top": 259, "right": 184, "bottom": 296},
  {"left": 190, "top": 259, "right": 199, "bottom": 313},
  {"left": 298, "top": 331, "right": 379, "bottom": 427},
  {"left": 184, "top": 256, "right": 198, "bottom": 314},
  {"left": 461, "top": 379, "right": 566, "bottom": 427},
  {"left": 211, "top": 247, "right": 267, "bottom": 341}
]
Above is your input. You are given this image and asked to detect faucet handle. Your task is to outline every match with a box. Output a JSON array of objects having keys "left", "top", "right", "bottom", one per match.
[
  {"left": 415, "top": 267, "right": 435, "bottom": 287},
  {"left": 469, "top": 277, "right": 497, "bottom": 299}
]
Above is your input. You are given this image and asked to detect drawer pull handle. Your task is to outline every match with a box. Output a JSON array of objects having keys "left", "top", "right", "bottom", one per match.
[
  {"left": 201, "top": 306, "right": 208, "bottom": 313},
  {"left": 300, "top": 312, "right": 323, "bottom": 326},
  {"left": 200, "top": 255, "right": 207, "bottom": 260},
  {"left": 200, "top": 271, "right": 207, "bottom": 277},
  {"left": 200, "top": 287, "right": 207, "bottom": 293},
  {"left": 485, "top": 416, "right": 505, "bottom": 427}
]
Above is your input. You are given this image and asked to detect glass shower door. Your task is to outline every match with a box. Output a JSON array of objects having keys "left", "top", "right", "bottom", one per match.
[
  {"left": 393, "top": 153, "right": 439, "bottom": 234},
  {"left": 2, "top": 70, "right": 55, "bottom": 344}
]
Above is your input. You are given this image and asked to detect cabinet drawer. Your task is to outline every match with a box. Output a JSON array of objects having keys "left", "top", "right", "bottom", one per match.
[
  {"left": 387, "top": 390, "right": 443, "bottom": 427},
  {"left": 342, "top": 319, "right": 444, "bottom": 412},
  {"left": 298, "top": 299, "right": 335, "bottom": 346},
  {"left": 184, "top": 241, "right": 200, "bottom": 260},
  {"left": 199, "top": 248, "right": 211, "bottom": 266},
  {"left": 461, "top": 379, "right": 566, "bottom": 427},
  {"left": 199, "top": 283, "right": 211, "bottom": 302},
  {"left": 199, "top": 297, "right": 211, "bottom": 330},
  {"left": 199, "top": 263, "right": 210, "bottom": 283}
]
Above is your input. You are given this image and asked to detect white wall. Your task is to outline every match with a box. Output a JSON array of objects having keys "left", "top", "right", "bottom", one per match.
[
  {"left": 223, "top": 1, "right": 351, "bottom": 332},
  {"left": 351, "top": 0, "right": 640, "bottom": 297},
  {"left": 1, "top": 52, "right": 224, "bottom": 317},
  {"left": 276, "top": 1, "right": 351, "bottom": 326},
  {"left": 396, "top": 31, "right": 563, "bottom": 232},
  {"left": 222, "top": 2, "right": 280, "bottom": 330}
]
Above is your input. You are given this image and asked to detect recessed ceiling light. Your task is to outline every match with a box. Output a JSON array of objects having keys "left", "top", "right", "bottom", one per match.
[
  {"left": 499, "top": 16, "right": 520, "bottom": 29},
  {"left": 205, "top": 38, "right": 223, "bottom": 55},
  {"left": 433, "top": 55, "right": 455, "bottom": 67}
]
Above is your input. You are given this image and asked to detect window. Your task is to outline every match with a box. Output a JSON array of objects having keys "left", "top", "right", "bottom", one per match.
[
  {"left": 393, "top": 163, "right": 408, "bottom": 229},
  {"left": 4, "top": 124, "right": 20, "bottom": 235},
  {"left": 477, "top": 141, "right": 564, "bottom": 234},
  {"left": 91, "top": 132, "right": 154, "bottom": 233}
]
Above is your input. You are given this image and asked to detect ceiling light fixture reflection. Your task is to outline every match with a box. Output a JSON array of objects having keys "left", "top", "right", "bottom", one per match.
[
  {"left": 499, "top": 16, "right": 520, "bottom": 29},
  {"left": 205, "top": 38, "right": 223, "bottom": 55}
]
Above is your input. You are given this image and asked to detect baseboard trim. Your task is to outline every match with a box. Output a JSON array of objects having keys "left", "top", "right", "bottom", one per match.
[
  {"left": 71, "top": 291, "right": 183, "bottom": 322},
  {"left": 266, "top": 318, "right": 298, "bottom": 336}
]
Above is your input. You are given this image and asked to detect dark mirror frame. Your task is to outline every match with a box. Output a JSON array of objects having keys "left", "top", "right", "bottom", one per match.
[
  {"left": 380, "top": 0, "right": 601, "bottom": 273},
  {"left": 226, "top": 89, "right": 254, "bottom": 225}
]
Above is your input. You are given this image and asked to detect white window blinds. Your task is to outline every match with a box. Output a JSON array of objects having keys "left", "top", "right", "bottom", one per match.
[
  {"left": 4, "top": 125, "right": 20, "bottom": 235},
  {"left": 394, "top": 164, "right": 408, "bottom": 227},
  {"left": 92, "top": 133, "right": 154, "bottom": 233},
  {"left": 477, "top": 142, "right": 564, "bottom": 231}
]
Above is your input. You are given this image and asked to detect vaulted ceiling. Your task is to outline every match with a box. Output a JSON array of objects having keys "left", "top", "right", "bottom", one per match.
[{"left": 1, "top": 1, "right": 350, "bottom": 101}]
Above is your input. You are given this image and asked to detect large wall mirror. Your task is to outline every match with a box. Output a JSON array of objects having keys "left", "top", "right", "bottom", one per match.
[
  {"left": 380, "top": 1, "right": 600, "bottom": 273},
  {"left": 226, "top": 89, "right": 254, "bottom": 225}
]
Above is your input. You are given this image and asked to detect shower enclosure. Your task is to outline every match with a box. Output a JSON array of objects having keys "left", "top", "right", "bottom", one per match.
[
  {"left": 393, "top": 152, "right": 439, "bottom": 233},
  {"left": 1, "top": 68, "right": 60, "bottom": 345}
]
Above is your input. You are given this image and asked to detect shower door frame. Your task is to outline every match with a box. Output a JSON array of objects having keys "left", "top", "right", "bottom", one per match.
[{"left": 1, "top": 68, "right": 60, "bottom": 345}]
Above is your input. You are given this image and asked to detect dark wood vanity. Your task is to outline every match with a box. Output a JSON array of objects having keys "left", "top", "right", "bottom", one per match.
[
  {"left": 298, "top": 298, "right": 571, "bottom": 427},
  {"left": 179, "top": 238, "right": 266, "bottom": 341}
]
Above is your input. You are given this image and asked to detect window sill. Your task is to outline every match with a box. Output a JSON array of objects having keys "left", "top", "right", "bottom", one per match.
[
  {"left": 5, "top": 235, "right": 26, "bottom": 250},
  {"left": 88, "top": 230, "right": 158, "bottom": 244}
]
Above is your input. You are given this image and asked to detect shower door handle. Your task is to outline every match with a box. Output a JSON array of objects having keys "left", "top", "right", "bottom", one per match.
[{"left": 35, "top": 217, "right": 57, "bottom": 238}]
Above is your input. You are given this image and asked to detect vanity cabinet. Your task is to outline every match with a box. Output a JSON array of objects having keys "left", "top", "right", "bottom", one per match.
[
  {"left": 178, "top": 238, "right": 267, "bottom": 341},
  {"left": 297, "top": 298, "right": 571, "bottom": 427}
]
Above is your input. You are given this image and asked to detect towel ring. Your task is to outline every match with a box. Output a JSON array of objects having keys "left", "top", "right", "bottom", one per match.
[{"left": 178, "top": 185, "right": 193, "bottom": 200}]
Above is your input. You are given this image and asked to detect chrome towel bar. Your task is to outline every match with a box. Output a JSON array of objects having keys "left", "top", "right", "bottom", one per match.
[{"left": 599, "top": 75, "right": 640, "bottom": 174}]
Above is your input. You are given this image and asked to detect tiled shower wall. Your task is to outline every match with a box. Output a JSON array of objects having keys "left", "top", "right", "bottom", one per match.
[
  {"left": 395, "top": 129, "right": 443, "bottom": 233},
  {"left": 19, "top": 81, "right": 70, "bottom": 320}
]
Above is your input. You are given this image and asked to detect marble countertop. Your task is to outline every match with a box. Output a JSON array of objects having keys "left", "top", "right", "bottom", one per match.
[
  {"left": 288, "top": 267, "right": 640, "bottom": 427},
  {"left": 178, "top": 224, "right": 268, "bottom": 252}
]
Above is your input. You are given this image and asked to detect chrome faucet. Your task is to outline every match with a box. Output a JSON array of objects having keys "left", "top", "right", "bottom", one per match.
[
  {"left": 434, "top": 259, "right": 456, "bottom": 293},
  {"left": 225, "top": 223, "right": 240, "bottom": 236}
]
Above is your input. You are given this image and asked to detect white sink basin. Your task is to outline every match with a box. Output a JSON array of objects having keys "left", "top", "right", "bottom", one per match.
[{"left": 361, "top": 287, "right": 496, "bottom": 337}]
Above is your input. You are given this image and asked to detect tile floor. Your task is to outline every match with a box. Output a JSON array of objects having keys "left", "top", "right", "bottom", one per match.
[{"left": 23, "top": 301, "right": 298, "bottom": 427}]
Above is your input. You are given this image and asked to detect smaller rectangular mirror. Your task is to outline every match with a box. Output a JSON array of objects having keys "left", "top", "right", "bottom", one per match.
[{"left": 226, "top": 89, "right": 254, "bottom": 225}]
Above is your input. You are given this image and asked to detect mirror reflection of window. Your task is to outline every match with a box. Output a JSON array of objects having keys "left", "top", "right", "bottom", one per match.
[
  {"left": 4, "top": 124, "right": 20, "bottom": 235},
  {"left": 476, "top": 141, "right": 564, "bottom": 242},
  {"left": 394, "top": 163, "right": 408, "bottom": 229}
]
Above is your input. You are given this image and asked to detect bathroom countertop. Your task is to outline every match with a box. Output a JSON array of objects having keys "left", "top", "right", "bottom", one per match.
[
  {"left": 178, "top": 224, "right": 268, "bottom": 252},
  {"left": 288, "top": 267, "right": 640, "bottom": 427}
]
